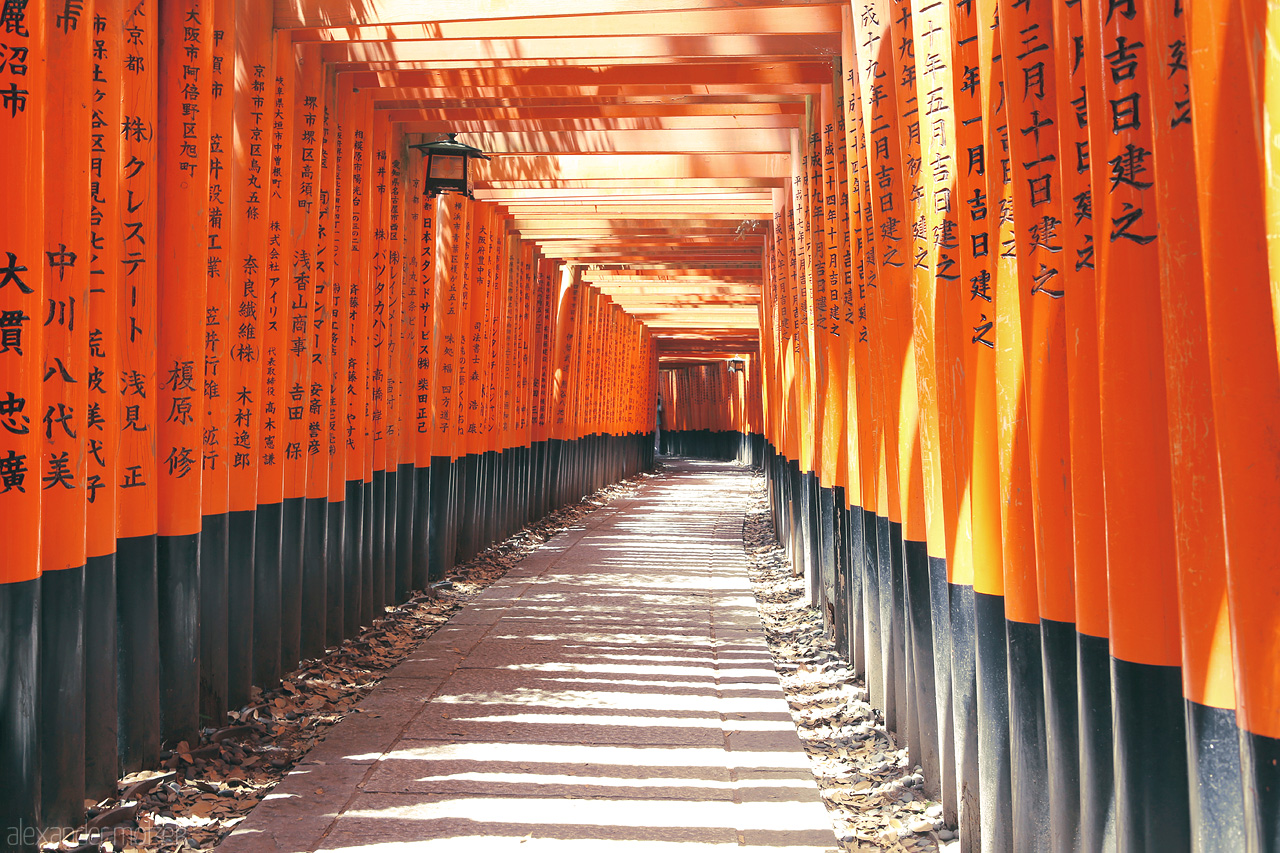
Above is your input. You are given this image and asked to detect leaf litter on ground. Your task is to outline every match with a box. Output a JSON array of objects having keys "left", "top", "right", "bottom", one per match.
[
  {"left": 44, "top": 473, "right": 655, "bottom": 853},
  {"left": 740, "top": 474, "right": 958, "bottom": 853}
]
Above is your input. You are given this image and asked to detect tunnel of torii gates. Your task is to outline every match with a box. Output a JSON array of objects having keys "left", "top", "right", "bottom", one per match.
[{"left": 1, "top": 0, "right": 1280, "bottom": 849}]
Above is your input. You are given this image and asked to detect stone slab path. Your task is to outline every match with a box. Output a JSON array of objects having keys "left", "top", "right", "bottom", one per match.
[{"left": 217, "top": 460, "right": 839, "bottom": 852}]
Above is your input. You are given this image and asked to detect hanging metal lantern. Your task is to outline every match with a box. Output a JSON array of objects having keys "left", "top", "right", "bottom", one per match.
[{"left": 409, "top": 132, "right": 491, "bottom": 198}]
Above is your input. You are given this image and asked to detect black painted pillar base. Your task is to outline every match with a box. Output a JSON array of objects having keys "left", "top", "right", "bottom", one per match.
[
  {"left": 846, "top": 504, "right": 866, "bottom": 678},
  {"left": 818, "top": 485, "right": 836, "bottom": 634},
  {"left": 975, "top": 590, "right": 1013, "bottom": 851},
  {"left": 0, "top": 577, "right": 39, "bottom": 845},
  {"left": 799, "top": 470, "right": 818, "bottom": 607},
  {"left": 324, "top": 499, "right": 345, "bottom": 650},
  {"left": 904, "top": 540, "right": 940, "bottom": 804},
  {"left": 115, "top": 535, "right": 160, "bottom": 771},
  {"left": 370, "top": 471, "right": 386, "bottom": 617},
  {"left": 411, "top": 465, "right": 431, "bottom": 590},
  {"left": 862, "top": 510, "right": 884, "bottom": 707},
  {"left": 928, "top": 554, "right": 955, "bottom": 823},
  {"left": 1041, "top": 618, "right": 1080, "bottom": 852},
  {"left": 949, "top": 583, "right": 980, "bottom": 850},
  {"left": 877, "top": 517, "right": 900, "bottom": 730},
  {"left": 226, "top": 510, "right": 255, "bottom": 711},
  {"left": 84, "top": 552, "right": 118, "bottom": 800},
  {"left": 1112, "top": 656, "right": 1191, "bottom": 850},
  {"left": 457, "top": 456, "right": 480, "bottom": 564},
  {"left": 1006, "top": 618, "right": 1049, "bottom": 851},
  {"left": 1077, "top": 631, "right": 1116, "bottom": 853},
  {"left": 546, "top": 440, "right": 562, "bottom": 514},
  {"left": 785, "top": 458, "right": 801, "bottom": 578},
  {"left": 199, "top": 513, "right": 229, "bottom": 728},
  {"left": 360, "top": 478, "right": 374, "bottom": 627},
  {"left": 157, "top": 533, "right": 200, "bottom": 746},
  {"left": 479, "top": 450, "right": 496, "bottom": 550},
  {"left": 384, "top": 467, "right": 400, "bottom": 607},
  {"left": 301, "top": 496, "right": 328, "bottom": 662},
  {"left": 40, "top": 566, "right": 86, "bottom": 832},
  {"left": 1187, "top": 700, "right": 1245, "bottom": 852},
  {"left": 253, "top": 503, "right": 283, "bottom": 691},
  {"left": 395, "top": 463, "right": 415, "bottom": 603},
  {"left": 279, "top": 495, "right": 305, "bottom": 674},
  {"left": 832, "top": 488, "right": 849, "bottom": 658},
  {"left": 427, "top": 458, "right": 453, "bottom": 582},
  {"left": 1243, "top": 726, "right": 1280, "bottom": 852},
  {"left": 342, "top": 480, "right": 364, "bottom": 638}
]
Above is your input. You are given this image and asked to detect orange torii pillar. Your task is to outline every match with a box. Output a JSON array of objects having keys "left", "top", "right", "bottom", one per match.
[
  {"left": 366, "top": 111, "right": 389, "bottom": 614},
  {"left": 198, "top": 0, "right": 235, "bottom": 730},
  {"left": 997, "top": 0, "right": 1072, "bottom": 844},
  {"left": 1086, "top": 1, "right": 1193, "bottom": 846},
  {"left": 302, "top": 45, "right": 335, "bottom": 660},
  {"left": 0, "top": 0, "right": 43, "bottom": 836},
  {"left": 390, "top": 141, "right": 418, "bottom": 601},
  {"left": 452, "top": 198, "right": 482, "bottom": 564},
  {"left": 529, "top": 256, "right": 559, "bottom": 520},
  {"left": 251, "top": 29, "right": 292, "bottom": 688},
  {"left": 907, "top": 0, "right": 966, "bottom": 825},
  {"left": 428, "top": 193, "right": 464, "bottom": 581},
  {"left": 115, "top": 0, "right": 162, "bottom": 777},
  {"left": 226, "top": 1, "right": 270, "bottom": 710},
  {"left": 323, "top": 70, "right": 352, "bottom": 641},
  {"left": 412, "top": 177, "right": 440, "bottom": 585},
  {"left": 40, "top": 0, "right": 92, "bottom": 830},
  {"left": 86, "top": 0, "right": 125, "bottom": 803},
  {"left": 155, "top": 0, "right": 211, "bottom": 749},
  {"left": 1187, "top": 0, "right": 1280, "bottom": 847}
]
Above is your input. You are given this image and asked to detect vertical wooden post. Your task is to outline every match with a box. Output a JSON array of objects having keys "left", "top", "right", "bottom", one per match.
[
  {"left": 1140, "top": 0, "right": 1246, "bottom": 847},
  {"left": 1186, "top": 0, "right": 1280, "bottom": 846},
  {"left": 995, "top": 0, "right": 1071, "bottom": 843},
  {"left": 851, "top": 0, "right": 909, "bottom": 736},
  {"left": 1086, "top": 0, "right": 1191, "bottom": 844},
  {"left": 39, "top": 0, "right": 91, "bottom": 828},
  {"left": 1049, "top": 0, "right": 1113, "bottom": 847},
  {"left": 366, "top": 112, "right": 388, "bottom": 613},
  {"left": 972, "top": 0, "right": 1014, "bottom": 846},
  {"left": 226, "top": 1, "right": 268, "bottom": 708},
  {"left": 302, "top": 50, "right": 334, "bottom": 660},
  {"left": 281, "top": 42, "right": 319, "bottom": 669},
  {"left": 429, "top": 193, "right": 462, "bottom": 577},
  {"left": 84, "top": 0, "right": 122, "bottom": 801},
  {"left": 910, "top": 0, "right": 966, "bottom": 820},
  {"left": 198, "top": 0, "right": 233, "bottom": 726},
  {"left": 412, "top": 174, "right": 437, "bottom": 585},
  {"left": 342, "top": 89, "right": 370, "bottom": 631},
  {"left": 327, "top": 74, "right": 354, "bottom": 640},
  {"left": 0, "top": 0, "right": 44, "bottom": 835},
  {"left": 155, "top": 0, "right": 210, "bottom": 748},
  {"left": 115, "top": 0, "right": 160, "bottom": 772},
  {"left": 390, "top": 140, "right": 414, "bottom": 603},
  {"left": 253, "top": 30, "right": 290, "bottom": 686}
]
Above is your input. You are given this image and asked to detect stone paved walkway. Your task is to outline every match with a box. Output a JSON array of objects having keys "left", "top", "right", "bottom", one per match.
[{"left": 217, "top": 459, "right": 839, "bottom": 852}]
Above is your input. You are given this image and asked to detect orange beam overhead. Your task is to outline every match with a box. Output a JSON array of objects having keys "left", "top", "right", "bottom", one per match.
[
  {"left": 278, "top": 0, "right": 839, "bottom": 29},
  {"left": 426, "top": 129, "right": 791, "bottom": 155},
  {"left": 274, "top": 2, "right": 839, "bottom": 360},
  {"left": 343, "top": 62, "right": 832, "bottom": 88},
  {"left": 322, "top": 35, "right": 837, "bottom": 64},
  {"left": 475, "top": 154, "right": 792, "bottom": 181},
  {"left": 288, "top": 5, "right": 844, "bottom": 41}
]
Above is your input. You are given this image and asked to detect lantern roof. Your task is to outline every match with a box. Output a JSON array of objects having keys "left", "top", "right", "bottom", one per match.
[{"left": 410, "top": 133, "right": 491, "bottom": 161}]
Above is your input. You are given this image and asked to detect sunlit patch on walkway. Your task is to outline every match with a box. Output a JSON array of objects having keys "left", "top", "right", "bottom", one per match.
[{"left": 217, "top": 460, "right": 839, "bottom": 852}]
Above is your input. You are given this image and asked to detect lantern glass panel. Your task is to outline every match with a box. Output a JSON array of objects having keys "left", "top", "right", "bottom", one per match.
[{"left": 429, "top": 153, "right": 465, "bottom": 181}]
